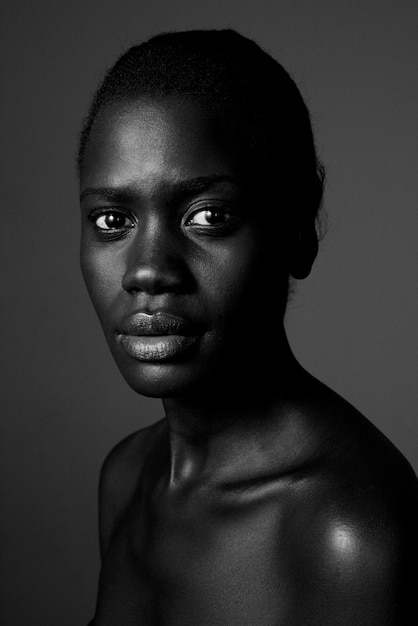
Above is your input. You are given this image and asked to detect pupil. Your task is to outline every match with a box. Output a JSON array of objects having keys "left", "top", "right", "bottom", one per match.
[
  {"left": 205, "top": 209, "right": 224, "bottom": 224},
  {"left": 106, "top": 214, "right": 123, "bottom": 227}
]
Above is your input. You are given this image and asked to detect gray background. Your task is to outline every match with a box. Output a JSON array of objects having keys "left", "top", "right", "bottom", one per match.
[{"left": 1, "top": 1, "right": 417, "bottom": 624}]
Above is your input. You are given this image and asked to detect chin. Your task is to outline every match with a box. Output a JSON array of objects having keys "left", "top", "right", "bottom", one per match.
[
  {"left": 118, "top": 360, "right": 205, "bottom": 398},
  {"left": 107, "top": 333, "right": 253, "bottom": 399}
]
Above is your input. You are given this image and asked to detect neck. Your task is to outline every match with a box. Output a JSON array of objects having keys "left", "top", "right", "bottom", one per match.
[{"left": 162, "top": 334, "right": 312, "bottom": 488}]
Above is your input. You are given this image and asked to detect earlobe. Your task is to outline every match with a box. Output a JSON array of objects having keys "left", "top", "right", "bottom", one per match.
[{"left": 289, "top": 227, "right": 318, "bottom": 279}]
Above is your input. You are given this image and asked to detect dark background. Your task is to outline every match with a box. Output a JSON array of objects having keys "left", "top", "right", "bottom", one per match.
[{"left": 1, "top": 1, "right": 417, "bottom": 624}]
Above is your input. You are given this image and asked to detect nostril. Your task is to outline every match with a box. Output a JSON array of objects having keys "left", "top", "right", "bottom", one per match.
[
  {"left": 121, "top": 223, "right": 195, "bottom": 295},
  {"left": 126, "top": 285, "right": 141, "bottom": 295},
  {"left": 122, "top": 260, "right": 195, "bottom": 296},
  {"left": 122, "top": 266, "right": 170, "bottom": 295}
]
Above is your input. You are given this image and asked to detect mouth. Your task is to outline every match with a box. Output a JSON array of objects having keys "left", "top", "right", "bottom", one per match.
[{"left": 115, "top": 312, "right": 201, "bottom": 362}]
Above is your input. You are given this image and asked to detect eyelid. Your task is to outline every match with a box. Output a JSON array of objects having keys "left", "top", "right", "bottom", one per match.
[
  {"left": 182, "top": 199, "right": 233, "bottom": 222},
  {"left": 88, "top": 207, "right": 136, "bottom": 230}
]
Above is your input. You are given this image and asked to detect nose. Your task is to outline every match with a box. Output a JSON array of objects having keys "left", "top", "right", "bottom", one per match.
[{"left": 121, "top": 216, "right": 192, "bottom": 295}]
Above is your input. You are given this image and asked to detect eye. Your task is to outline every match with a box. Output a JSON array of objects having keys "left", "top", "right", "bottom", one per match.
[
  {"left": 90, "top": 211, "right": 135, "bottom": 231},
  {"left": 183, "top": 201, "right": 243, "bottom": 237},
  {"left": 186, "top": 207, "right": 229, "bottom": 226}
]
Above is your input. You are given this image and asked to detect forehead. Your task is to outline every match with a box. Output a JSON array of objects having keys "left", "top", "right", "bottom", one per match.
[{"left": 81, "top": 97, "right": 241, "bottom": 190}]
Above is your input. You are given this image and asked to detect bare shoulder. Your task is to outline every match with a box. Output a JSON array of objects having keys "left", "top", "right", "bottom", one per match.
[
  {"left": 291, "top": 388, "right": 418, "bottom": 624},
  {"left": 98, "top": 417, "right": 166, "bottom": 557}
]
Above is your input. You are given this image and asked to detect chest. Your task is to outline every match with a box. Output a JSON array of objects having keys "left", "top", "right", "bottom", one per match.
[{"left": 96, "top": 484, "right": 298, "bottom": 625}]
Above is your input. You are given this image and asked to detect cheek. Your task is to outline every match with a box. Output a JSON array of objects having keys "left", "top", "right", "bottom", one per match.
[
  {"left": 80, "top": 244, "right": 123, "bottom": 318},
  {"left": 197, "top": 231, "right": 286, "bottom": 321}
]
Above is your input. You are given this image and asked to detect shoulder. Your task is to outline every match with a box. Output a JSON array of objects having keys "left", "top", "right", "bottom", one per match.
[
  {"left": 290, "top": 414, "right": 418, "bottom": 624},
  {"left": 98, "top": 417, "right": 166, "bottom": 557},
  {"left": 303, "top": 376, "right": 418, "bottom": 528}
]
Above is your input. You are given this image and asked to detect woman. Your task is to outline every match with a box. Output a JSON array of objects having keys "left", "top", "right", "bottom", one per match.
[{"left": 79, "top": 29, "right": 418, "bottom": 625}]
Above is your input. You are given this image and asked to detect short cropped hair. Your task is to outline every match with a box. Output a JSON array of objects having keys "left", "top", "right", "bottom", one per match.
[{"left": 78, "top": 29, "right": 325, "bottom": 234}]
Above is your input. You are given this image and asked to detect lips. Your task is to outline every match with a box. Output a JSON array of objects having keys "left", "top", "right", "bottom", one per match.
[
  {"left": 116, "top": 312, "right": 201, "bottom": 362},
  {"left": 118, "top": 312, "right": 198, "bottom": 337}
]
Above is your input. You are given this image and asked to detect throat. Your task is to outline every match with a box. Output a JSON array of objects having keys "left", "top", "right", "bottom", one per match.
[
  {"left": 168, "top": 434, "right": 209, "bottom": 487},
  {"left": 162, "top": 368, "right": 309, "bottom": 490}
]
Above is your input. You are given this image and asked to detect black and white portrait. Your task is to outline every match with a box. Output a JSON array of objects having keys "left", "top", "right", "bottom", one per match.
[{"left": 2, "top": 2, "right": 418, "bottom": 624}]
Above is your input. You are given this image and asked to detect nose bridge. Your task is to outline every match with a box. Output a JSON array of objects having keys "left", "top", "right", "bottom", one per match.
[
  {"left": 135, "top": 212, "right": 168, "bottom": 264},
  {"left": 122, "top": 213, "right": 187, "bottom": 294}
]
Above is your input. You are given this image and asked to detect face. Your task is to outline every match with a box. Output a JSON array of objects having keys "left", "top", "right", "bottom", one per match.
[{"left": 80, "top": 97, "right": 289, "bottom": 397}]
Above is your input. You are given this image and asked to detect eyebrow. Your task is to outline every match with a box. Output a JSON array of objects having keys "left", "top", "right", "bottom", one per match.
[{"left": 79, "top": 174, "right": 238, "bottom": 203}]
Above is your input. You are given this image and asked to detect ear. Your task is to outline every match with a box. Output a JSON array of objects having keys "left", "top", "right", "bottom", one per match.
[{"left": 289, "top": 226, "right": 318, "bottom": 279}]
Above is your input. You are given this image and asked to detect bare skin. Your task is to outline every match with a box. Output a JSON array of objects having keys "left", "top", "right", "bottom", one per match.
[
  {"left": 80, "top": 97, "right": 418, "bottom": 624},
  {"left": 93, "top": 374, "right": 418, "bottom": 625}
]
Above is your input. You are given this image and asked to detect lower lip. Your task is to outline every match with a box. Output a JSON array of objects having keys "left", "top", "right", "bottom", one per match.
[{"left": 117, "top": 334, "right": 199, "bottom": 362}]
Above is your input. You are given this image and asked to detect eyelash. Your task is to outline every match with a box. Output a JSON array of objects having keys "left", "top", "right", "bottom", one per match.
[
  {"left": 88, "top": 209, "right": 135, "bottom": 239},
  {"left": 89, "top": 209, "right": 135, "bottom": 229},
  {"left": 183, "top": 203, "right": 241, "bottom": 234},
  {"left": 88, "top": 203, "right": 242, "bottom": 238}
]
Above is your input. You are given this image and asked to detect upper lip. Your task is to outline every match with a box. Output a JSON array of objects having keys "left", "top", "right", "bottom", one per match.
[{"left": 117, "top": 312, "right": 200, "bottom": 336}]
